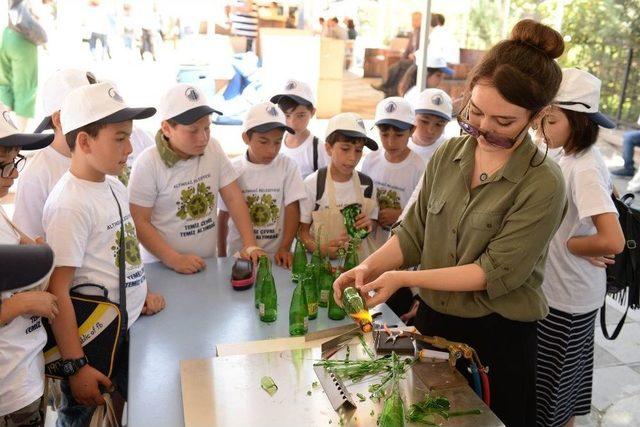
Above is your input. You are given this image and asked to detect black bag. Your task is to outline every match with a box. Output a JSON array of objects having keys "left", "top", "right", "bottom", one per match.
[
  {"left": 600, "top": 193, "right": 640, "bottom": 340},
  {"left": 43, "top": 185, "right": 128, "bottom": 378}
]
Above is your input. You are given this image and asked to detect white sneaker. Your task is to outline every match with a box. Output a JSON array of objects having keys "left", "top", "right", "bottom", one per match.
[{"left": 627, "top": 169, "right": 640, "bottom": 193}]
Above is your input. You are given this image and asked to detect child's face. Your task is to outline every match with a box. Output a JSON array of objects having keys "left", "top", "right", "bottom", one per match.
[
  {"left": 413, "top": 113, "right": 447, "bottom": 146},
  {"left": 536, "top": 106, "right": 571, "bottom": 149},
  {"left": 0, "top": 147, "right": 20, "bottom": 198},
  {"left": 244, "top": 128, "right": 285, "bottom": 164},
  {"left": 284, "top": 105, "right": 314, "bottom": 134},
  {"left": 427, "top": 71, "right": 446, "bottom": 88},
  {"left": 326, "top": 140, "right": 364, "bottom": 177},
  {"left": 82, "top": 121, "right": 133, "bottom": 176},
  {"left": 162, "top": 115, "right": 211, "bottom": 157},
  {"left": 378, "top": 126, "right": 413, "bottom": 154}
]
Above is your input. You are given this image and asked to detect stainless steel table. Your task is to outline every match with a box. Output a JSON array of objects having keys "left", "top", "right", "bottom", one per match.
[{"left": 128, "top": 257, "right": 401, "bottom": 427}]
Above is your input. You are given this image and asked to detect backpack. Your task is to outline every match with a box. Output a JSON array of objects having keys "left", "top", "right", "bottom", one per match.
[
  {"left": 313, "top": 167, "right": 374, "bottom": 211},
  {"left": 312, "top": 136, "right": 319, "bottom": 172},
  {"left": 600, "top": 193, "right": 640, "bottom": 340}
]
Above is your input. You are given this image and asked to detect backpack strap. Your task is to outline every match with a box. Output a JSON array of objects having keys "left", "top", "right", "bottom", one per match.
[
  {"left": 357, "top": 171, "right": 374, "bottom": 199},
  {"left": 312, "top": 136, "right": 319, "bottom": 172},
  {"left": 314, "top": 167, "right": 328, "bottom": 211}
]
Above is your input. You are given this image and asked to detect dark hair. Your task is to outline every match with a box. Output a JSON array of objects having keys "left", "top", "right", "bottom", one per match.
[
  {"left": 431, "top": 13, "right": 445, "bottom": 27},
  {"left": 277, "top": 97, "right": 314, "bottom": 114},
  {"left": 466, "top": 19, "right": 564, "bottom": 114},
  {"left": 65, "top": 121, "right": 108, "bottom": 151},
  {"left": 377, "top": 123, "right": 410, "bottom": 133},
  {"left": 548, "top": 109, "right": 600, "bottom": 155},
  {"left": 326, "top": 131, "right": 366, "bottom": 146},
  {"left": 330, "top": 17, "right": 339, "bottom": 24},
  {"left": 397, "top": 65, "right": 442, "bottom": 96},
  {"left": 347, "top": 19, "right": 355, "bottom": 30}
]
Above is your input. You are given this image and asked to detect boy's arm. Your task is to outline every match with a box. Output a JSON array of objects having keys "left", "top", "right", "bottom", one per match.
[
  {"left": 217, "top": 210, "right": 230, "bottom": 257},
  {"left": 274, "top": 202, "right": 300, "bottom": 268},
  {"left": 219, "top": 181, "right": 265, "bottom": 263},
  {"left": 48, "top": 266, "right": 112, "bottom": 406},
  {"left": 129, "top": 204, "right": 205, "bottom": 274}
]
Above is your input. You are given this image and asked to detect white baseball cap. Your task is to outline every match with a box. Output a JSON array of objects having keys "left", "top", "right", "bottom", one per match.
[
  {"left": 34, "top": 69, "right": 96, "bottom": 133},
  {"left": 413, "top": 88, "right": 453, "bottom": 121},
  {"left": 159, "top": 83, "right": 222, "bottom": 125},
  {"left": 325, "top": 112, "right": 378, "bottom": 151},
  {"left": 374, "top": 97, "right": 415, "bottom": 130},
  {"left": 243, "top": 102, "right": 294, "bottom": 134},
  {"left": 60, "top": 82, "right": 156, "bottom": 135},
  {"left": 0, "top": 108, "right": 53, "bottom": 150},
  {"left": 270, "top": 79, "right": 316, "bottom": 108},
  {"left": 555, "top": 68, "right": 615, "bottom": 129}
]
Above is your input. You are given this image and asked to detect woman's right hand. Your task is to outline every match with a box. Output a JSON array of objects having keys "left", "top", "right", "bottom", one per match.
[
  {"left": 583, "top": 255, "right": 615, "bottom": 269},
  {"left": 166, "top": 253, "right": 206, "bottom": 274},
  {"left": 333, "top": 263, "right": 377, "bottom": 307}
]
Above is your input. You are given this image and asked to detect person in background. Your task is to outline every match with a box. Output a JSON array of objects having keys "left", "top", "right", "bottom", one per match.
[
  {"left": 0, "top": 0, "right": 48, "bottom": 131},
  {"left": 230, "top": 0, "right": 259, "bottom": 52},
  {"left": 610, "top": 115, "right": 640, "bottom": 178},
  {"left": 347, "top": 19, "right": 357, "bottom": 40},
  {"left": 325, "top": 17, "right": 347, "bottom": 40},
  {"left": 399, "top": 55, "right": 454, "bottom": 104}
]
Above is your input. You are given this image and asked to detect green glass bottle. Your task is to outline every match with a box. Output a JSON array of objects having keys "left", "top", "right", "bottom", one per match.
[
  {"left": 291, "top": 238, "right": 307, "bottom": 283},
  {"left": 318, "top": 261, "right": 333, "bottom": 308},
  {"left": 342, "top": 240, "right": 359, "bottom": 272},
  {"left": 328, "top": 271, "right": 346, "bottom": 320},
  {"left": 259, "top": 265, "right": 277, "bottom": 322},
  {"left": 289, "top": 280, "right": 309, "bottom": 336},
  {"left": 342, "top": 287, "right": 373, "bottom": 332},
  {"left": 254, "top": 255, "right": 269, "bottom": 308},
  {"left": 301, "top": 265, "right": 318, "bottom": 320}
]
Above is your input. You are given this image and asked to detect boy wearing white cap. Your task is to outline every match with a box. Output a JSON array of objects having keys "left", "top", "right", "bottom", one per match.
[
  {"left": 270, "top": 79, "right": 328, "bottom": 179},
  {"left": 534, "top": 68, "right": 624, "bottom": 427},
  {"left": 128, "top": 83, "right": 264, "bottom": 275},
  {"left": 217, "top": 102, "right": 306, "bottom": 267},
  {"left": 42, "top": 82, "right": 165, "bottom": 424},
  {"left": 299, "top": 113, "right": 379, "bottom": 259},
  {"left": 0, "top": 108, "right": 56, "bottom": 427},
  {"left": 13, "top": 69, "right": 96, "bottom": 238},
  {"left": 407, "top": 88, "right": 453, "bottom": 163},
  {"left": 362, "top": 97, "right": 424, "bottom": 244}
]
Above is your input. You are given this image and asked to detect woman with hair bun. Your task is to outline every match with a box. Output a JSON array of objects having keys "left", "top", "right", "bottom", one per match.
[{"left": 334, "top": 19, "right": 567, "bottom": 426}]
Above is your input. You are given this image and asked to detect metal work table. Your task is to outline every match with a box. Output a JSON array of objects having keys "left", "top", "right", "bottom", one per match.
[{"left": 128, "top": 257, "right": 401, "bottom": 427}]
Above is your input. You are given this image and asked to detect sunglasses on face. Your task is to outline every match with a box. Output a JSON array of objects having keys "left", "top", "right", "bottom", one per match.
[
  {"left": 0, "top": 154, "right": 25, "bottom": 178},
  {"left": 457, "top": 116, "right": 526, "bottom": 149}
]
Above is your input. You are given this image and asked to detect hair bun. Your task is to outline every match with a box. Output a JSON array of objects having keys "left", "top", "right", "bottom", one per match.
[{"left": 510, "top": 19, "right": 564, "bottom": 59}]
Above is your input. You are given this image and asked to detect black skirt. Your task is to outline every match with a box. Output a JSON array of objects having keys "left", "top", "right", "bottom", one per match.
[
  {"left": 415, "top": 302, "right": 538, "bottom": 427},
  {"left": 536, "top": 307, "right": 596, "bottom": 427}
]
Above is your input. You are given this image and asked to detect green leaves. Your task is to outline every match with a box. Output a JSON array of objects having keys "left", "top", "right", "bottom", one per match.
[{"left": 406, "top": 394, "right": 481, "bottom": 425}]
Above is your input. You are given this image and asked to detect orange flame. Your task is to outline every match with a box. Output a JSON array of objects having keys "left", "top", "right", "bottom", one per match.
[{"left": 349, "top": 310, "right": 373, "bottom": 332}]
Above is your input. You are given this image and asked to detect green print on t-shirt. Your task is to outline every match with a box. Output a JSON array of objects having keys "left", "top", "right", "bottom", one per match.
[
  {"left": 176, "top": 182, "right": 215, "bottom": 220},
  {"left": 377, "top": 188, "right": 401, "bottom": 210},
  {"left": 112, "top": 222, "right": 142, "bottom": 267},
  {"left": 247, "top": 193, "right": 279, "bottom": 227}
]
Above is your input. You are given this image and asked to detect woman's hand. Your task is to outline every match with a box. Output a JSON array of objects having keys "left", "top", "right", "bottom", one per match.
[
  {"left": 333, "top": 263, "right": 383, "bottom": 307},
  {"left": 359, "top": 271, "right": 405, "bottom": 308},
  {"left": 274, "top": 247, "right": 293, "bottom": 269},
  {"left": 142, "top": 291, "right": 165, "bottom": 315},
  {"left": 400, "top": 299, "right": 420, "bottom": 323}
]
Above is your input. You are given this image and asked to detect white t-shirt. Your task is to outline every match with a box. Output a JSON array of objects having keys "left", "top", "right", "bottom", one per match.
[
  {"left": 13, "top": 146, "right": 71, "bottom": 238},
  {"left": 361, "top": 149, "right": 424, "bottom": 234},
  {"left": 280, "top": 133, "right": 329, "bottom": 179},
  {"left": 43, "top": 173, "right": 147, "bottom": 328},
  {"left": 128, "top": 138, "right": 238, "bottom": 263},
  {"left": 542, "top": 146, "right": 617, "bottom": 314},
  {"left": 408, "top": 136, "right": 445, "bottom": 163},
  {"left": 219, "top": 153, "right": 306, "bottom": 255},
  {"left": 12, "top": 127, "right": 152, "bottom": 238},
  {"left": 300, "top": 170, "right": 379, "bottom": 224},
  {"left": 0, "top": 207, "right": 47, "bottom": 416}
]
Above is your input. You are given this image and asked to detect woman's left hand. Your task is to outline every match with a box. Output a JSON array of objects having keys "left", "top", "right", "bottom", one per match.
[{"left": 359, "top": 271, "right": 404, "bottom": 308}]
